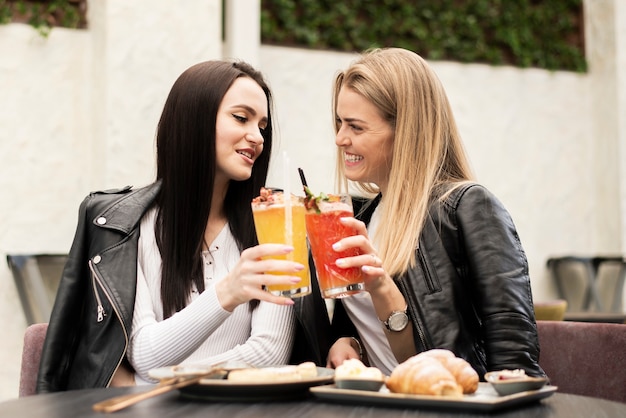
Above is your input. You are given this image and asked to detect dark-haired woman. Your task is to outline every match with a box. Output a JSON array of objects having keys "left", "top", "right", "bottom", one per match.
[{"left": 37, "top": 61, "right": 330, "bottom": 392}]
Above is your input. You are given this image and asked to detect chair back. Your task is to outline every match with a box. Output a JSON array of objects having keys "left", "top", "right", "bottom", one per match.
[
  {"left": 547, "top": 255, "right": 626, "bottom": 313},
  {"left": 537, "top": 320, "right": 626, "bottom": 403},
  {"left": 19, "top": 323, "right": 48, "bottom": 397},
  {"left": 594, "top": 259, "right": 626, "bottom": 312},
  {"left": 547, "top": 257, "right": 592, "bottom": 311},
  {"left": 7, "top": 254, "right": 67, "bottom": 325}
]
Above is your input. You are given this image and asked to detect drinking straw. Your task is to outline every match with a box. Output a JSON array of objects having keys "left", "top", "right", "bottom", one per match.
[
  {"left": 283, "top": 151, "right": 293, "bottom": 248},
  {"left": 298, "top": 167, "right": 308, "bottom": 188}
]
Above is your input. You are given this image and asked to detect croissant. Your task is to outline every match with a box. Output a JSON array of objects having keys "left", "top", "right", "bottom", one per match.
[
  {"left": 438, "top": 356, "right": 479, "bottom": 394},
  {"left": 414, "top": 348, "right": 455, "bottom": 362},
  {"left": 386, "top": 355, "right": 463, "bottom": 397},
  {"left": 415, "top": 349, "right": 479, "bottom": 394}
]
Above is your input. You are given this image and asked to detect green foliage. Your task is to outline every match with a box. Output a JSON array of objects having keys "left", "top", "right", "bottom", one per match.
[
  {"left": 0, "top": 0, "right": 84, "bottom": 38},
  {"left": 261, "top": 0, "right": 587, "bottom": 72}
]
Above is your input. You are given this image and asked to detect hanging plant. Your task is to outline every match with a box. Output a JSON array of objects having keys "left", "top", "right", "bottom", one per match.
[
  {"left": 261, "top": 0, "right": 587, "bottom": 72},
  {"left": 0, "top": 0, "right": 86, "bottom": 37}
]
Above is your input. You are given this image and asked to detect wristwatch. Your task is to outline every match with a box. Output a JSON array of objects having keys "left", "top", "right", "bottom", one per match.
[{"left": 382, "top": 309, "right": 409, "bottom": 332}]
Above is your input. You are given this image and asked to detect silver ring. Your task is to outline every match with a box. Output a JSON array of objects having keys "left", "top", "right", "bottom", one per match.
[{"left": 370, "top": 254, "right": 379, "bottom": 266}]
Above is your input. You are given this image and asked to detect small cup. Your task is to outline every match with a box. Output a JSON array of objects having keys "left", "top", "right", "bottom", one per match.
[
  {"left": 305, "top": 194, "right": 364, "bottom": 298},
  {"left": 484, "top": 371, "right": 548, "bottom": 396},
  {"left": 335, "top": 378, "right": 385, "bottom": 392}
]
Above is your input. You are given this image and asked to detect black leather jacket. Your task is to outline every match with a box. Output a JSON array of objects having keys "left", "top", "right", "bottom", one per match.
[
  {"left": 37, "top": 182, "right": 330, "bottom": 393},
  {"left": 333, "top": 183, "right": 545, "bottom": 378}
]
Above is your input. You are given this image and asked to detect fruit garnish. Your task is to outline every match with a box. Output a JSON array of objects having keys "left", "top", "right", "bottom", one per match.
[
  {"left": 303, "top": 186, "right": 340, "bottom": 213},
  {"left": 252, "top": 187, "right": 276, "bottom": 204}
]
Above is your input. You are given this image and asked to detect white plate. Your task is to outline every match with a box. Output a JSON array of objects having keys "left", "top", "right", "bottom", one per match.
[
  {"left": 310, "top": 382, "right": 557, "bottom": 412},
  {"left": 148, "top": 366, "right": 335, "bottom": 402}
]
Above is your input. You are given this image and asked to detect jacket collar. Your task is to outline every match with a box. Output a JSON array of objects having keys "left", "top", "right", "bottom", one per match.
[
  {"left": 355, "top": 193, "right": 382, "bottom": 225},
  {"left": 93, "top": 181, "right": 161, "bottom": 234}
]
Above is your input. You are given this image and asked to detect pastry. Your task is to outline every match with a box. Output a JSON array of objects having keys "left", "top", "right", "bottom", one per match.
[
  {"left": 335, "top": 358, "right": 384, "bottom": 380},
  {"left": 415, "top": 349, "right": 479, "bottom": 394},
  {"left": 295, "top": 361, "right": 319, "bottom": 378},
  {"left": 386, "top": 355, "right": 463, "bottom": 397},
  {"left": 438, "top": 356, "right": 479, "bottom": 394},
  {"left": 227, "top": 362, "right": 318, "bottom": 382}
]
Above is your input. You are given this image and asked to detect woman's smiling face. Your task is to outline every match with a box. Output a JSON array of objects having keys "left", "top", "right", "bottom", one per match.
[
  {"left": 335, "top": 86, "right": 394, "bottom": 193},
  {"left": 215, "top": 76, "right": 268, "bottom": 185}
]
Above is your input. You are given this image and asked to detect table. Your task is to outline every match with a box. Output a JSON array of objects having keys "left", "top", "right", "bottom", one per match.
[{"left": 0, "top": 386, "right": 624, "bottom": 418}]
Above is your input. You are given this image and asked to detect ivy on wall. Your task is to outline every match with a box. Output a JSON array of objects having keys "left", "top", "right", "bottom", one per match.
[
  {"left": 0, "top": 0, "right": 86, "bottom": 37},
  {"left": 261, "top": 0, "right": 587, "bottom": 72},
  {"left": 1, "top": 0, "right": 586, "bottom": 72}
]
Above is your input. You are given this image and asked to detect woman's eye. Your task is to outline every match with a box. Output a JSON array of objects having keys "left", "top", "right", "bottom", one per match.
[
  {"left": 233, "top": 114, "right": 247, "bottom": 123},
  {"left": 349, "top": 124, "right": 362, "bottom": 132}
]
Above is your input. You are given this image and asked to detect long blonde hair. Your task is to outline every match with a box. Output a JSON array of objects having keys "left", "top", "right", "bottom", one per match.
[{"left": 333, "top": 48, "right": 475, "bottom": 276}]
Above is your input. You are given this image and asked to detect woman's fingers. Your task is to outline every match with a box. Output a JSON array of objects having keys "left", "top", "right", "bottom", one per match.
[
  {"left": 339, "top": 216, "right": 367, "bottom": 233},
  {"left": 254, "top": 258, "right": 305, "bottom": 274},
  {"left": 240, "top": 243, "right": 294, "bottom": 260},
  {"left": 326, "top": 338, "right": 359, "bottom": 368},
  {"left": 217, "top": 244, "right": 305, "bottom": 310}
]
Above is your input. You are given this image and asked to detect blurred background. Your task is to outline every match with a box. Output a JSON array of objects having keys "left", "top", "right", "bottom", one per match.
[{"left": 0, "top": 0, "right": 624, "bottom": 400}]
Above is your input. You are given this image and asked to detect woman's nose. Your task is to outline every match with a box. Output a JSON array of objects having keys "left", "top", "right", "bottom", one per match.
[
  {"left": 246, "top": 129, "right": 264, "bottom": 145},
  {"left": 335, "top": 126, "right": 350, "bottom": 146}
]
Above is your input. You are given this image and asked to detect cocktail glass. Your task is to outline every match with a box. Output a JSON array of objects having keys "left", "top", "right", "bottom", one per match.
[
  {"left": 251, "top": 189, "right": 311, "bottom": 298},
  {"left": 305, "top": 194, "right": 364, "bottom": 298}
]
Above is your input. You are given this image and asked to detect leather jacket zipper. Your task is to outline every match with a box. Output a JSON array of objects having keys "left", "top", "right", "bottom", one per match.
[
  {"left": 417, "top": 250, "right": 439, "bottom": 294},
  {"left": 88, "top": 259, "right": 131, "bottom": 387},
  {"left": 89, "top": 260, "right": 107, "bottom": 323}
]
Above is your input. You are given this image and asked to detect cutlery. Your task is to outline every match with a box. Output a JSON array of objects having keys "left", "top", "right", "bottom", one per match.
[{"left": 92, "top": 368, "right": 227, "bottom": 413}]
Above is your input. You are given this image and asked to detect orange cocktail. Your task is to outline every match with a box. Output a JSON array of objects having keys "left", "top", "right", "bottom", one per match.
[
  {"left": 305, "top": 193, "right": 364, "bottom": 298},
  {"left": 251, "top": 188, "right": 311, "bottom": 298}
]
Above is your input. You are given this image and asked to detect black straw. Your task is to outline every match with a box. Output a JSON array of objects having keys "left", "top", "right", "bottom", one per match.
[{"left": 298, "top": 167, "right": 308, "bottom": 188}]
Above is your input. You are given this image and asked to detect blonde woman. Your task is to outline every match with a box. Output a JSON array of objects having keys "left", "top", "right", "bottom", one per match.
[{"left": 326, "top": 48, "right": 545, "bottom": 378}]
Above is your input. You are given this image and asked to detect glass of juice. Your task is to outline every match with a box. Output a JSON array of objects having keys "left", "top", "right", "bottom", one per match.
[
  {"left": 251, "top": 188, "right": 311, "bottom": 298},
  {"left": 304, "top": 192, "right": 364, "bottom": 298}
]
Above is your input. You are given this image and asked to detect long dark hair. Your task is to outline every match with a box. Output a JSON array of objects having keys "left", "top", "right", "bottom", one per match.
[{"left": 154, "top": 61, "right": 273, "bottom": 318}]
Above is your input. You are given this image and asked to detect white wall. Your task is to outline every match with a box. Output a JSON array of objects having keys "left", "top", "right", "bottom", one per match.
[{"left": 0, "top": 0, "right": 624, "bottom": 401}]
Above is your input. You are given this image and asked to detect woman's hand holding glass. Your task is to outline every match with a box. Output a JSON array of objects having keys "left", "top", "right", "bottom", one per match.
[
  {"left": 215, "top": 243, "right": 303, "bottom": 311},
  {"left": 332, "top": 216, "right": 389, "bottom": 292}
]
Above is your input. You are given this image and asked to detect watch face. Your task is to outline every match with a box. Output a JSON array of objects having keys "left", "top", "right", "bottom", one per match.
[{"left": 388, "top": 311, "right": 409, "bottom": 331}]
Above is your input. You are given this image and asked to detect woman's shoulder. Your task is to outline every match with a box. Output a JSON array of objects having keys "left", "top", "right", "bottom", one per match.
[
  {"left": 80, "top": 182, "right": 161, "bottom": 228},
  {"left": 440, "top": 182, "right": 500, "bottom": 211},
  {"left": 82, "top": 185, "right": 134, "bottom": 209}
]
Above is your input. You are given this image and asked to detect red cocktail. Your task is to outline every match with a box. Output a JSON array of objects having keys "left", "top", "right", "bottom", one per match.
[{"left": 305, "top": 194, "right": 364, "bottom": 298}]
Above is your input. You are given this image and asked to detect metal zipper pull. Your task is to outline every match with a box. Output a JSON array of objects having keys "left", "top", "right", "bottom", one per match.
[
  {"left": 97, "top": 304, "right": 107, "bottom": 322},
  {"left": 89, "top": 259, "right": 107, "bottom": 323}
]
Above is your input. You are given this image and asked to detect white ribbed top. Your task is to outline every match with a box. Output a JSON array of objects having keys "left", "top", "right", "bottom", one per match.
[
  {"left": 127, "top": 208, "right": 296, "bottom": 384},
  {"left": 343, "top": 202, "right": 399, "bottom": 375}
]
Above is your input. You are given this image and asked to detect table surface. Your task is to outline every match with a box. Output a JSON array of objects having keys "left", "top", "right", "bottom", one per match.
[{"left": 1, "top": 385, "right": 624, "bottom": 418}]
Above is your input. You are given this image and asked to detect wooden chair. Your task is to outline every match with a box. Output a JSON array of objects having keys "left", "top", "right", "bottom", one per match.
[
  {"left": 536, "top": 320, "right": 626, "bottom": 403},
  {"left": 19, "top": 323, "right": 48, "bottom": 397},
  {"left": 533, "top": 299, "right": 567, "bottom": 321}
]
